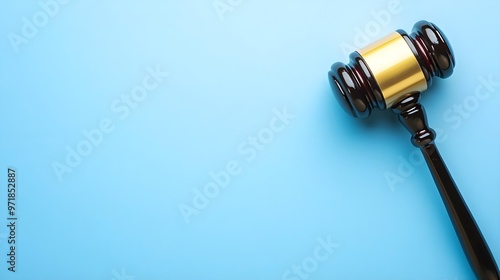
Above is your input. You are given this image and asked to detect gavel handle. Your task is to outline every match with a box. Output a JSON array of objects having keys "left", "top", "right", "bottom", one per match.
[
  {"left": 392, "top": 93, "right": 499, "bottom": 280},
  {"left": 421, "top": 144, "right": 500, "bottom": 280}
]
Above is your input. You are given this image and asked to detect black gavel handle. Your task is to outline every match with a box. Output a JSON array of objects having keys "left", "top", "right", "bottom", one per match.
[
  {"left": 392, "top": 93, "right": 500, "bottom": 280},
  {"left": 422, "top": 143, "right": 499, "bottom": 280}
]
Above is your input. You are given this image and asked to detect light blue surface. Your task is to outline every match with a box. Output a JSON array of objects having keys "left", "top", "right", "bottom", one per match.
[{"left": 1, "top": 0, "right": 499, "bottom": 279}]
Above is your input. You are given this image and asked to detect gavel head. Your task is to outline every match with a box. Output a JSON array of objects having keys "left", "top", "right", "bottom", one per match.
[{"left": 328, "top": 20, "right": 455, "bottom": 118}]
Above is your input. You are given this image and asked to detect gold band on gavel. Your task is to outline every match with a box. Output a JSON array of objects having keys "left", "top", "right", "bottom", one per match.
[{"left": 357, "top": 32, "right": 427, "bottom": 107}]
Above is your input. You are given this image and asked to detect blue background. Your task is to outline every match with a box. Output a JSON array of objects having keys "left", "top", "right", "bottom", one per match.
[{"left": 1, "top": 0, "right": 499, "bottom": 279}]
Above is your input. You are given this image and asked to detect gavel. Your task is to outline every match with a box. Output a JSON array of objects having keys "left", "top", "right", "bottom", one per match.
[{"left": 328, "top": 20, "right": 499, "bottom": 280}]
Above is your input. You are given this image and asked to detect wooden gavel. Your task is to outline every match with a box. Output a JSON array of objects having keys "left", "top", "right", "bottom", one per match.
[{"left": 328, "top": 20, "right": 499, "bottom": 280}]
